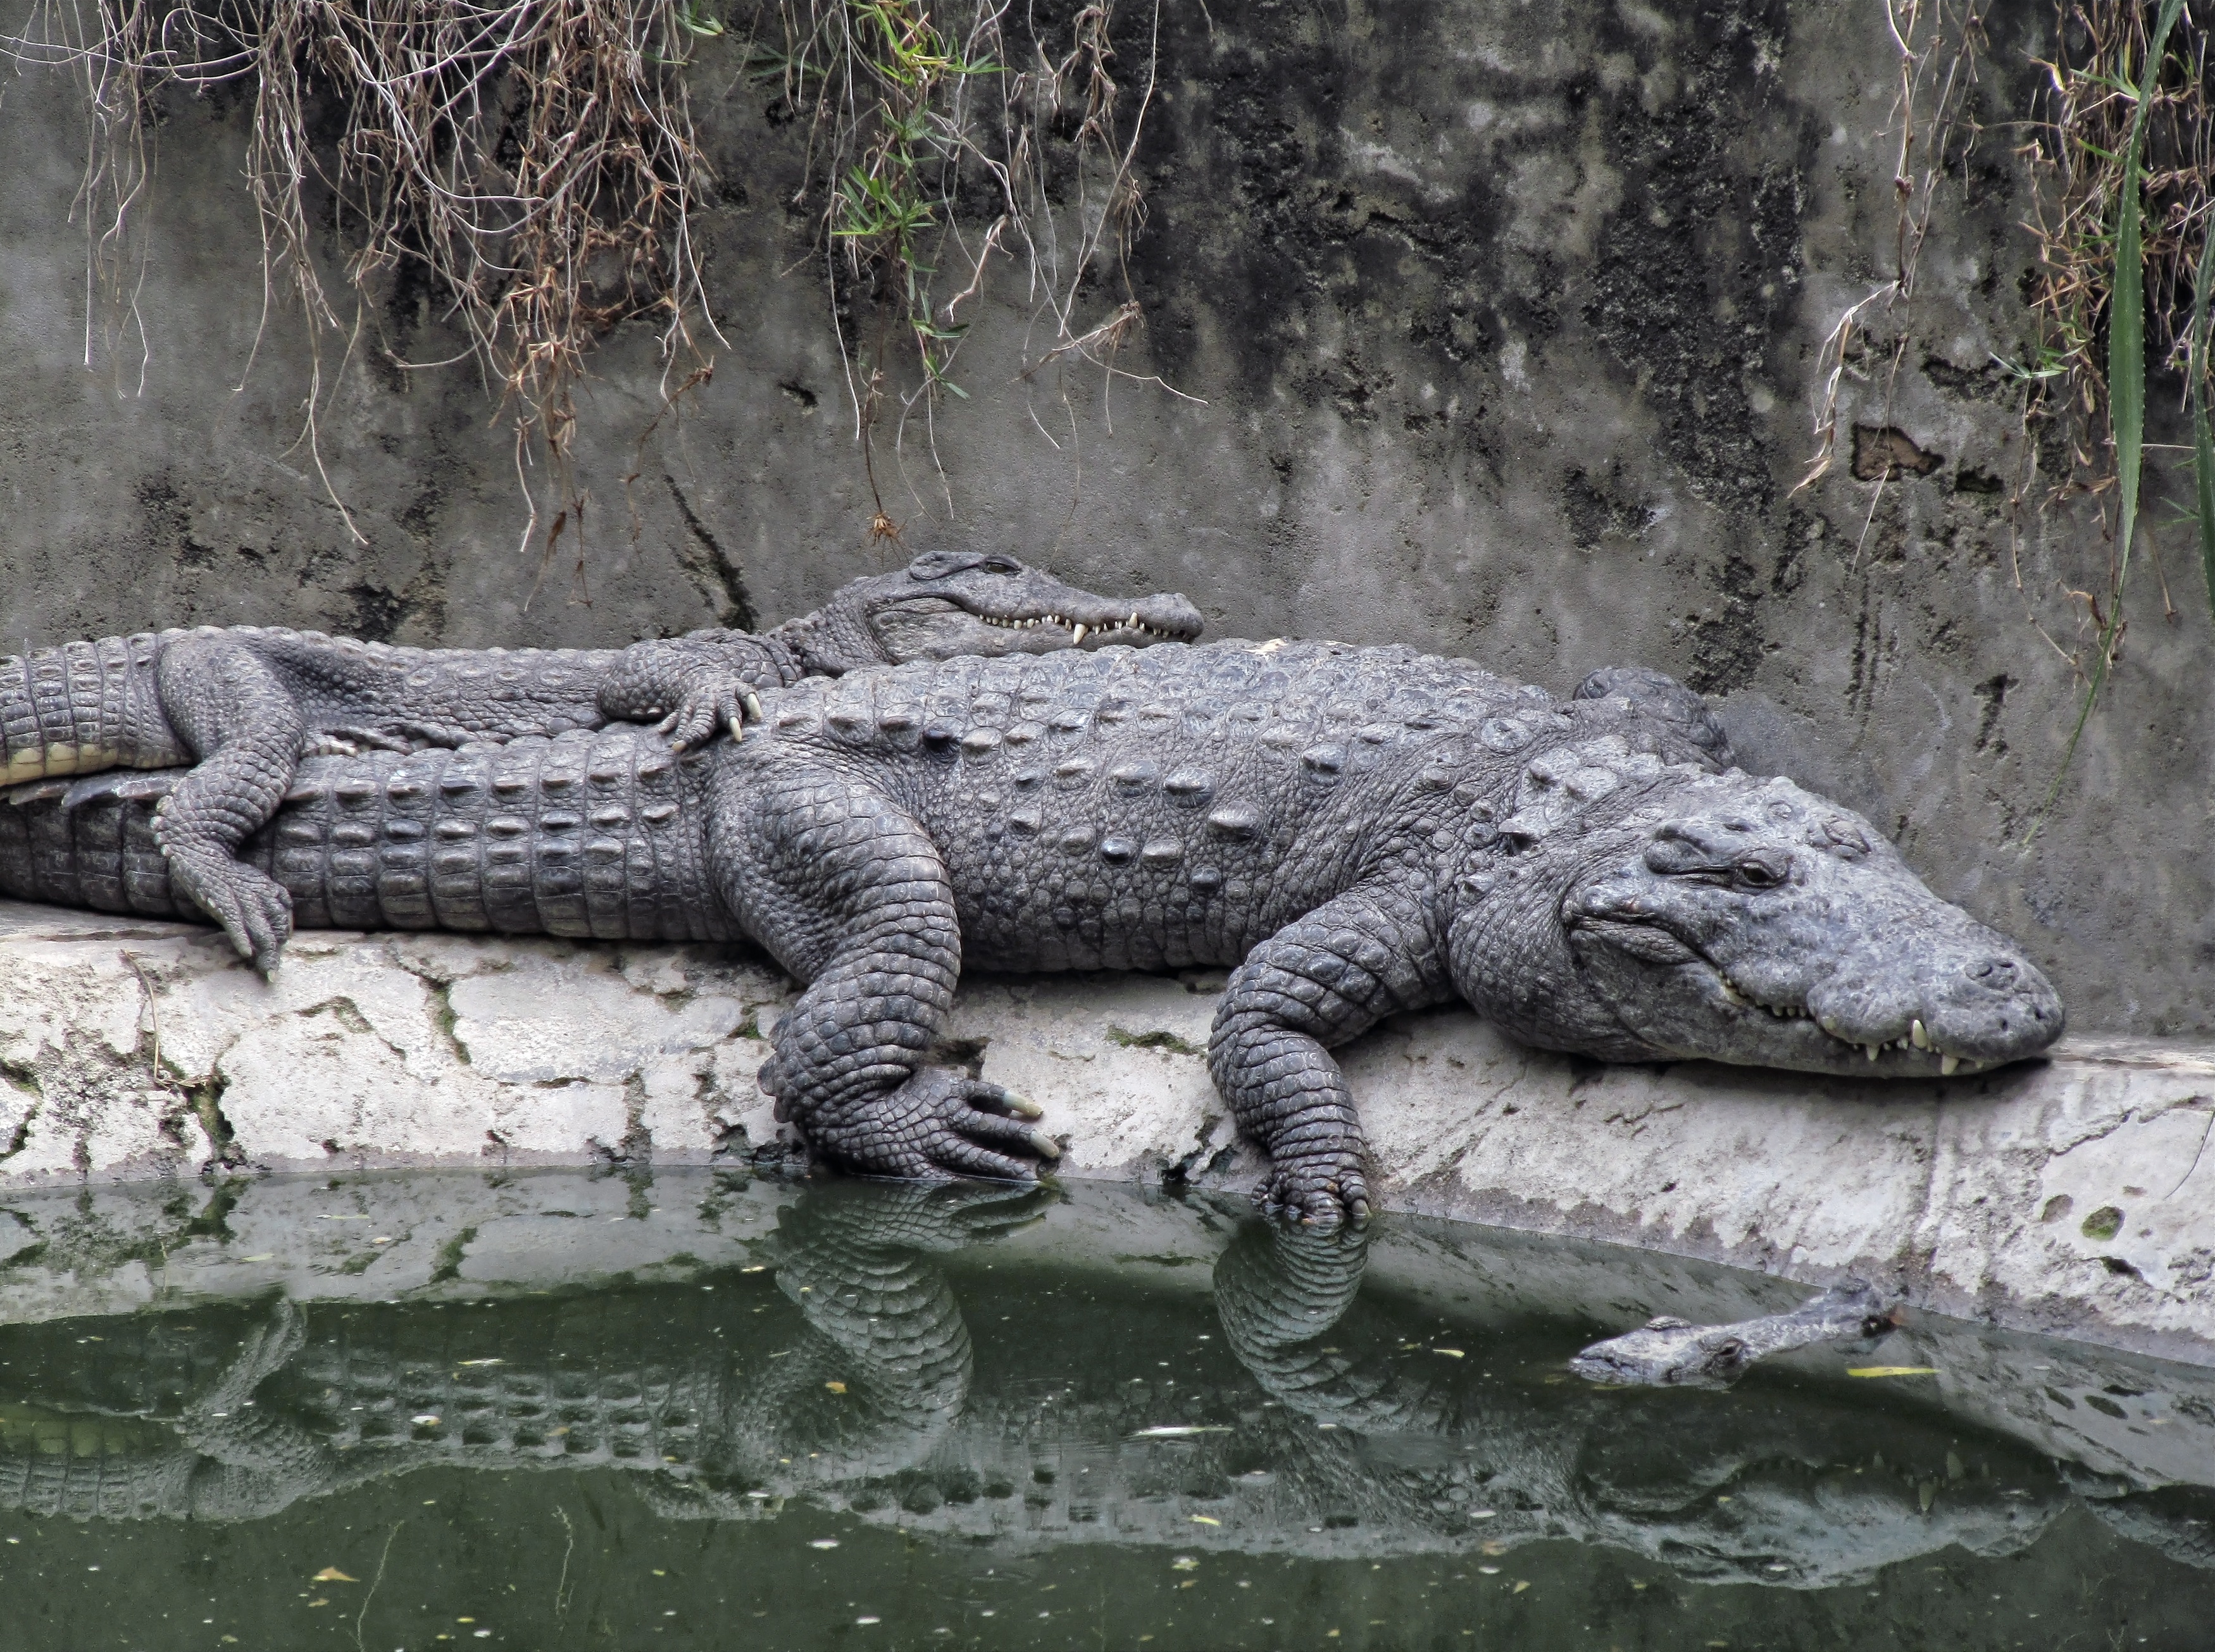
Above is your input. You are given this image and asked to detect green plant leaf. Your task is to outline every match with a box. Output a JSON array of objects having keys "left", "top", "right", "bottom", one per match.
[
  {"left": 2192, "top": 220, "right": 2215, "bottom": 630},
  {"left": 2031, "top": 0, "right": 2185, "bottom": 842}
]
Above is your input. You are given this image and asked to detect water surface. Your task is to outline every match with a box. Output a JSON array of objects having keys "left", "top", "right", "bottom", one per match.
[{"left": 0, "top": 1172, "right": 2209, "bottom": 1649}]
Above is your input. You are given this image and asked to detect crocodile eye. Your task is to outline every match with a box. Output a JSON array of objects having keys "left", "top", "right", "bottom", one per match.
[
  {"left": 980, "top": 556, "right": 1021, "bottom": 574},
  {"left": 1736, "top": 850, "right": 1790, "bottom": 888}
]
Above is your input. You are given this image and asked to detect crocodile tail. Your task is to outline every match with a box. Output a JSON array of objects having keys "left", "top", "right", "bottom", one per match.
[
  {"left": 1, "top": 727, "right": 730, "bottom": 943},
  {"left": 0, "top": 633, "right": 178, "bottom": 784},
  {"left": 0, "top": 771, "right": 192, "bottom": 916}
]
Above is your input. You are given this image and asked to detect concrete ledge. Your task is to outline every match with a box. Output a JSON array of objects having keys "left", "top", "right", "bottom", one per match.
[{"left": 3, "top": 900, "right": 2211, "bottom": 1365}]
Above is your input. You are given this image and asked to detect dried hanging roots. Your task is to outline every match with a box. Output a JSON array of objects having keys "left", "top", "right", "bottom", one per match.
[
  {"left": 18, "top": 0, "right": 718, "bottom": 545},
  {"left": 751, "top": 0, "right": 1177, "bottom": 507}
]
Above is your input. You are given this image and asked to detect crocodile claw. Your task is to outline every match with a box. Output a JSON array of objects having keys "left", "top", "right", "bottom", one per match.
[
  {"left": 1252, "top": 1155, "right": 1373, "bottom": 1231},
  {"left": 813, "top": 1067, "right": 1060, "bottom": 1183},
  {"left": 163, "top": 844, "right": 294, "bottom": 978}
]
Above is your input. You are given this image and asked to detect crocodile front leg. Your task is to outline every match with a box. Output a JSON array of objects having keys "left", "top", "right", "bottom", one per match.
[
  {"left": 152, "top": 634, "right": 309, "bottom": 973},
  {"left": 728, "top": 762, "right": 1060, "bottom": 1180},
  {"left": 1208, "top": 885, "right": 1451, "bottom": 1227}
]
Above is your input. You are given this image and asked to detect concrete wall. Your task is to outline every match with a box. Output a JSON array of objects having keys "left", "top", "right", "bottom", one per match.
[
  {"left": 8, "top": 900, "right": 2215, "bottom": 1367},
  {"left": 1, "top": 0, "right": 2207, "bottom": 1034}
]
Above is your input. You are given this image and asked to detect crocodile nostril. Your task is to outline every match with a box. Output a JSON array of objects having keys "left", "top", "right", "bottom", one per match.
[{"left": 1968, "top": 957, "right": 2020, "bottom": 989}]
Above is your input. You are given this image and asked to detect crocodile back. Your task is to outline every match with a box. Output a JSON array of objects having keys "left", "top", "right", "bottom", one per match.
[{"left": 757, "top": 640, "right": 1557, "bottom": 971}]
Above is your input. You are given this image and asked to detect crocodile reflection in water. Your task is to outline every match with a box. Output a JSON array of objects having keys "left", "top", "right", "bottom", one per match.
[
  {"left": 0, "top": 1181, "right": 1038, "bottom": 1525},
  {"left": 0, "top": 1185, "right": 2209, "bottom": 1586}
]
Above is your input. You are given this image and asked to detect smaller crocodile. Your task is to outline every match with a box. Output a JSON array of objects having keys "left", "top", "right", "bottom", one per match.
[
  {"left": 0, "top": 552, "right": 1200, "bottom": 972},
  {"left": 1569, "top": 1282, "right": 1902, "bottom": 1389}
]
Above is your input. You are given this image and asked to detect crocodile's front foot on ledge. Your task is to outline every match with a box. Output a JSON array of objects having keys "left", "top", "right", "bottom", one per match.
[
  {"left": 805, "top": 1067, "right": 1060, "bottom": 1183},
  {"left": 161, "top": 842, "right": 294, "bottom": 976}
]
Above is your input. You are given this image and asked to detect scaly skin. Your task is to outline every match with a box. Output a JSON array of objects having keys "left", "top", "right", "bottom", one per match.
[
  {"left": 0, "top": 640, "right": 2066, "bottom": 1224},
  {"left": 0, "top": 552, "right": 1201, "bottom": 972}
]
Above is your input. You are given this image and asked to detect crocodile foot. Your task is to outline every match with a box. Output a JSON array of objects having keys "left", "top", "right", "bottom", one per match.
[
  {"left": 654, "top": 671, "right": 770, "bottom": 752},
  {"left": 161, "top": 842, "right": 294, "bottom": 976},
  {"left": 1252, "top": 1151, "right": 1373, "bottom": 1229},
  {"left": 812, "top": 1067, "right": 1061, "bottom": 1183}
]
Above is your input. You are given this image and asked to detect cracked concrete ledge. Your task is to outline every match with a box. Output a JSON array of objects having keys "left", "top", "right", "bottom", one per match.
[{"left": 3, "top": 900, "right": 2211, "bottom": 1365}]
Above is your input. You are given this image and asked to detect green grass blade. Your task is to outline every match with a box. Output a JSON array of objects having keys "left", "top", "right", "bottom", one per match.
[
  {"left": 2194, "top": 218, "right": 2215, "bottom": 629},
  {"left": 2030, "top": 0, "right": 2185, "bottom": 843}
]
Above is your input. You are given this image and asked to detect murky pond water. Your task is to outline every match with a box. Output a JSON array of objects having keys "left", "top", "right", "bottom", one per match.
[{"left": 0, "top": 1172, "right": 2211, "bottom": 1651}]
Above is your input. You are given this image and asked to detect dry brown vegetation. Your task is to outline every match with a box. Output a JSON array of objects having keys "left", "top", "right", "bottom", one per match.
[
  {"left": 12, "top": 0, "right": 722, "bottom": 554},
  {"left": 8, "top": 0, "right": 1173, "bottom": 562}
]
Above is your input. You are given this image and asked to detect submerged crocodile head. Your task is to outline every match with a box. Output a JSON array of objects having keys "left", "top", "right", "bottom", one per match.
[
  {"left": 783, "top": 550, "right": 1203, "bottom": 674},
  {"left": 1450, "top": 754, "right": 2065, "bottom": 1078}
]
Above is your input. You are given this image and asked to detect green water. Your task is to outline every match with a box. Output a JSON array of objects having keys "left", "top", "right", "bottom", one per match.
[{"left": 0, "top": 1174, "right": 2209, "bottom": 1651}]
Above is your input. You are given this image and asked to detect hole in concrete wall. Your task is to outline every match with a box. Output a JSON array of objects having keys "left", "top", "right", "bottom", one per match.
[{"left": 1850, "top": 425, "right": 1945, "bottom": 481}]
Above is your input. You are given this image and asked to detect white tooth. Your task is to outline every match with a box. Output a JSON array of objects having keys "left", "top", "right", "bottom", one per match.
[
  {"left": 1820, "top": 1014, "right": 1839, "bottom": 1034},
  {"left": 1941, "top": 1054, "right": 1961, "bottom": 1077},
  {"left": 1911, "top": 1018, "right": 1930, "bottom": 1050},
  {"left": 1865, "top": 1044, "right": 1880, "bottom": 1062},
  {"left": 1719, "top": 980, "right": 1747, "bottom": 1007},
  {"left": 1129, "top": 612, "right": 1140, "bottom": 628},
  {"left": 1071, "top": 624, "right": 1088, "bottom": 644}
]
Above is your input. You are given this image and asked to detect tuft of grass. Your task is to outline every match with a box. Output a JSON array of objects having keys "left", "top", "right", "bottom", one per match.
[
  {"left": 751, "top": 0, "right": 1189, "bottom": 524},
  {"left": 2022, "top": 0, "right": 2215, "bottom": 473},
  {"left": 2030, "top": 0, "right": 2187, "bottom": 838}
]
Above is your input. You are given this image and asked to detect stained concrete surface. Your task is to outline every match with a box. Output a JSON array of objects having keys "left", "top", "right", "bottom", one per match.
[
  {"left": 4, "top": 902, "right": 2210, "bottom": 1369},
  {"left": 1, "top": 0, "right": 2209, "bottom": 1038}
]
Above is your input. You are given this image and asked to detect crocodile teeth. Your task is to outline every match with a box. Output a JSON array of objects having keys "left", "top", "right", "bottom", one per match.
[
  {"left": 1865, "top": 1044, "right": 1881, "bottom": 1062},
  {"left": 1719, "top": 979, "right": 1748, "bottom": 1007},
  {"left": 1941, "top": 1053, "right": 1961, "bottom": 1076},
  {"left": 1070, "top": 623, "right": 1088, "bottom": 644},
  {"left": 1911, "top": 1017, "right": 1930, "bottom": 1050}
]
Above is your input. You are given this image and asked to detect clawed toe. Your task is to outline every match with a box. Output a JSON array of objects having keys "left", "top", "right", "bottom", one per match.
[
  {"left": 165, "top": 850, "right": 293, "bottom": 976},
  {"left": 1251, "top": 1158, "right": 1370, "bottom": 1229},
  {"left": 819, "top": 1068, "right": 1061, "bottom": 1183}
]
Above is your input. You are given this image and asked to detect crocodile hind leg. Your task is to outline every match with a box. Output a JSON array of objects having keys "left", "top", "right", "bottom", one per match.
[
  {"left": 1208, "top": 885, "right": 1451, "bottom": 1227},
  {"left": 151, "top": 634, "right": 306, "bottom": 973},
  {"left": 726, "top": 762, "right": 1060, "bottom": 1181}
]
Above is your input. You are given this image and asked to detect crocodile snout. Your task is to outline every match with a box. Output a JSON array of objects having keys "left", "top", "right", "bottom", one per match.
[{"left": 1914, "top": 938, "right": 2065, "bottom": 1063}]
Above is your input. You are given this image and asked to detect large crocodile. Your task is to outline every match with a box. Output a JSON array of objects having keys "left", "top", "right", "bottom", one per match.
[
  {"left": 0, "top": 640, "right": 2066, "bottom": 1222},
  {"left": 0, "top": 1183, "right": 2202, "bottom": 1601},
  {"left": 0, "top": 552, "right": 1201, "bottom": 972}
]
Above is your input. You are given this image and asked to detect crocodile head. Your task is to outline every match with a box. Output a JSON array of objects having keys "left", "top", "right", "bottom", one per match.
[
  {"left": 787, "top": 551, "right": 1203, "bottom": 674},
  {"left": 1449, "top": 755, "right": 2065, "bottom": 1078}
]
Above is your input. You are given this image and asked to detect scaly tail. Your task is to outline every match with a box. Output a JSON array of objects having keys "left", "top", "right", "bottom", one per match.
[{"left": 0, "top": 633, "right": 182, "bottom": 784}]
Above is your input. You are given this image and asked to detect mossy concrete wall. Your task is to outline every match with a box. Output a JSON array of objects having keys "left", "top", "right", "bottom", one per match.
[{"left": 0, "top": 0, "right": 2207, "bottom": 1034}]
